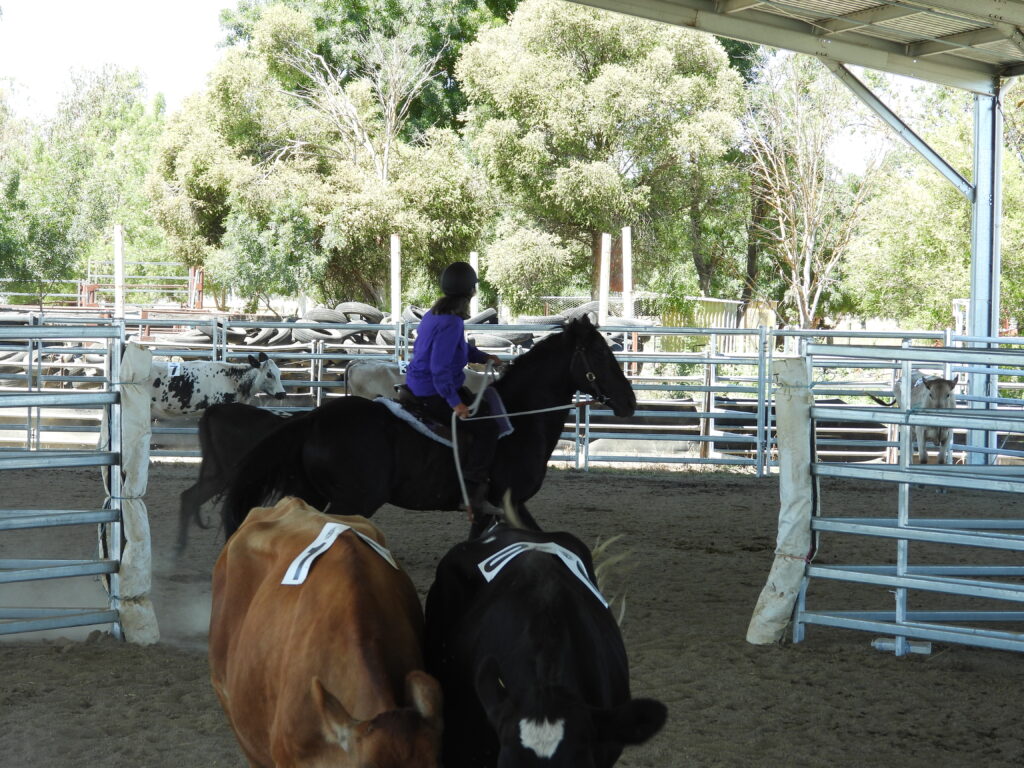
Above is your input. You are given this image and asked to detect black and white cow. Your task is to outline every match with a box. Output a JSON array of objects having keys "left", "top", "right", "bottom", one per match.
[
  {"left": 149, "top": 352, "right": 287, "bottom": 418},
  {"left": 424, "top": 525, "right": 666, "bottom": 768}
]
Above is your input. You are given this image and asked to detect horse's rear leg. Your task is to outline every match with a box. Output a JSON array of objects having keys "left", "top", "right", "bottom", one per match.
[
  {"left": 176, "top": 483, "right": 206, "bottom": 556},
  {"left": 176, "top": 472, "right": 226, "bottom": 555}
]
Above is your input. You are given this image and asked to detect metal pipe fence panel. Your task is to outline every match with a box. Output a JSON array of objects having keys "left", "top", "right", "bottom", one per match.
[
  {"left": 0, "top": 323, "right": 124, "bottom": 638},
  {"left": 793, "top": 341, "right": 1024, "bottom": 655}
]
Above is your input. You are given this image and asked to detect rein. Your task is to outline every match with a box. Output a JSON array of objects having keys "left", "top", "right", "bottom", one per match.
[{"left": 451, "top": 358, "right": 595, "bottom": 515}]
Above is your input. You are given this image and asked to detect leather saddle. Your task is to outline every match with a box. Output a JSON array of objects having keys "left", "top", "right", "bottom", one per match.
[{"left": 393, "top": 384, "right": 456, "bottom": 443}]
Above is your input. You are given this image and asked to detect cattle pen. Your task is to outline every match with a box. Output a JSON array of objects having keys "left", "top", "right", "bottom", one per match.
[{"left": 0, "top": 313, "right": 1023, "bottom": 767}]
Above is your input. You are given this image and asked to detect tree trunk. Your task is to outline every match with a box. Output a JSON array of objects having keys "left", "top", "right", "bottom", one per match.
[
  {"left": 737, "top": 192, "right": 767, "bottom": 325},
  {"left": 690, "top": 199, "right": 711, "bottom": 295}
]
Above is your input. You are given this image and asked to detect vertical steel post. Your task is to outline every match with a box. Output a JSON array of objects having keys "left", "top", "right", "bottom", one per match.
[
  {"left": 756, "top": 325, "right": 768, "bottom": 477},
  {"left": 107, "top": 325, "right": 124, "bottom": 640},
  {"left": 968, "top": 89, "right": 1002, "bottom": 465}
]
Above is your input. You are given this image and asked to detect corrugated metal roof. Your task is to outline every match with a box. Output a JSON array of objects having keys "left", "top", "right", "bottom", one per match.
[{"left": 567, "top": 0, "right": 1024, "bottom": 94}]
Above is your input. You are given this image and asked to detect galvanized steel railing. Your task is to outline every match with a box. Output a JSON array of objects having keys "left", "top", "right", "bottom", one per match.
[
  {"left": 0, "top": 323, "right": 124, "bottom": 637},
  {"left": 793, "top": 339, "right": 1024, "bottom": 655}
]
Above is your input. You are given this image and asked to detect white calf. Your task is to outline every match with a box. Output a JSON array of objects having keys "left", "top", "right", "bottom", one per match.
[
  {"left": 149, "top": 352, "right": 287, "bottom": 418},
  {"left": 345, "top": 359, "right": 489, "bottom": 400},
  {"left": 896, "top": 371, "right": 959, "bottom": 465}
]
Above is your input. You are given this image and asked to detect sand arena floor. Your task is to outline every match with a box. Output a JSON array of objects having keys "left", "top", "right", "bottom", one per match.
[{"left": 1, "top": 462, "right": 1023, "bottom": 767}]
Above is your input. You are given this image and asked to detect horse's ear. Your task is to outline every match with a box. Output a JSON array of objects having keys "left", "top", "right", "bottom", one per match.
[
  {"left": 247, "top": 355, "right": 259, "bottom": 368},
  {"left": 258, "top": 351, "right": 269, "bottom": 363}
]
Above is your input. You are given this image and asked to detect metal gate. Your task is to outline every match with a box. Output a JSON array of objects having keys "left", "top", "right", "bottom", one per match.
[{"left": 0, "top": 324, "right": 125, "bottom": 637}]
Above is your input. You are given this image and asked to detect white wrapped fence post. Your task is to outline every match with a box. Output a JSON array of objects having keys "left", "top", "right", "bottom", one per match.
[
  {"left": 116, "top": 342, "right": 160, "bottom": 644},
  {"left": 746, "top": 357, "right": 816, "bottom": 645}
]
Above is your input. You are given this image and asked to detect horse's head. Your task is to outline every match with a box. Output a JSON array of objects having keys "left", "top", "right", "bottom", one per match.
[
  {"left": 566, "top": 316, "right": 636, "bottom": 418},
  {"left": 248, "top": 352, "right": 287, "bottom": 400}
]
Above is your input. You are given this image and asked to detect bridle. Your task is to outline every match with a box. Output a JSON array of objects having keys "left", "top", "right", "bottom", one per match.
[{"left": 571, "top": 344, "right": 610, "bottom": 406}]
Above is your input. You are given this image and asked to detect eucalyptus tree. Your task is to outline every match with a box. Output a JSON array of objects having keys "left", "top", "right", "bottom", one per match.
[
  {"left": 744, "top": 52, "right": 885, "bottom": 329},
  {"left": 151, "top": 4, "right": 491, "bottom": 310},
  {"left": 0, "top": 68, "right": 166, "bottom": 307},
  {"left": 457, "top": 0, "right": 745, "bottom": 303},
  {"left": 220, "top": 0, "right": 502, "bottom": 131}
]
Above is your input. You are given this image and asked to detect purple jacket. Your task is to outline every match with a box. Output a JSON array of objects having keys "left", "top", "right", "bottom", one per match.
[{"left": 406, "top": 310, "right": 489, "bottom": 407}]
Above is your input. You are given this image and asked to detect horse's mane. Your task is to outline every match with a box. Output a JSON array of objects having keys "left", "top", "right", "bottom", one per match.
[{"left": 494, "top": 325, "right": 571, "bottom": 394}]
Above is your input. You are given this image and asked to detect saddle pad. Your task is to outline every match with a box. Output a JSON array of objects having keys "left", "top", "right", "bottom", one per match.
[
  {"left": 376, "top": 397, "right": 454, "bottom": 447},
  {"left": 374, "top": 387, "right": 515, "bottom": 446}
]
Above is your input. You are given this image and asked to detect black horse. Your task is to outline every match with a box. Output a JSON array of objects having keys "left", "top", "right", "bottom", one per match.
[
  {"left": 175, "top": 402, "right": 290, "bottom": 554},
  {"left": 217, "top": 316, "right": 636, "bottom": 538}
]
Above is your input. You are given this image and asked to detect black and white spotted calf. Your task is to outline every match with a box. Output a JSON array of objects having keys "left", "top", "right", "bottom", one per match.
[
  {"left": 424, "top": 525, "right": 666, "bottom": 768},
  {"left": 149, "top": 352, "right": 287, "bottom": 418}
]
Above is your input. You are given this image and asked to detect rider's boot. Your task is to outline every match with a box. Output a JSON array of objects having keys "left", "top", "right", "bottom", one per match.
[{"left": 466, "top": 481, "right": 502, "bottom": 524}]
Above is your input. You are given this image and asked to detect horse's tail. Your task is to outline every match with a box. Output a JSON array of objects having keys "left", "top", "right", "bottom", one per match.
[
  {"left": 220, "top": 413, "right": 312, "bottom": 540},
  {"left": 868, "top": 394, "right": 896, "bottom": 407}
]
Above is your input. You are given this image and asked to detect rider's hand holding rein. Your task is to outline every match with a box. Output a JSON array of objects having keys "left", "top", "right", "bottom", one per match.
[{"left": 454, "top": 402, "right": 471, "bottom": 419}]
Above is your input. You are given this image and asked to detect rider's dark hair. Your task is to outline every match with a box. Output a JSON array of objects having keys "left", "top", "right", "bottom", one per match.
[{"left": 431, "top": 294, "right": 472, "bottom": 319}]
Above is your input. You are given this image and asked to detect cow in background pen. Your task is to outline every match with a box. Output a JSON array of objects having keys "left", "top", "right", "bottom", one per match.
[
  {"left": 873, "top": 370, "right": 959, "bottom": 464},
  {"left": 149, "top": 352, "right": 287, "bottom": 417}
]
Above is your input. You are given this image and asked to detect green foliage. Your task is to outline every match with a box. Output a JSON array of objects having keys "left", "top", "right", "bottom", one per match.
[
  {"left": 482, "top": 220, "right": 577, "bottom": 313},
  {"left": 220, "top": 0, "right": 502, "bottom": 131},
  {"left": 150, "top": 18, "right": 492, "bottom": 309},
  {"left": 458, "top": 0, "right": 745, "bottom": 294},
  {"left": 844, "top": 85, "right": 1024, "bottom": 331},
  {"left": 0, "top": 69, "right": 168, "bottom": 306}
]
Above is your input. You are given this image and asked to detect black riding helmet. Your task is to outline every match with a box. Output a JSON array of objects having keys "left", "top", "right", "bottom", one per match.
[{"left": 440, "top": 261, "right": 478, "bottom": 297}]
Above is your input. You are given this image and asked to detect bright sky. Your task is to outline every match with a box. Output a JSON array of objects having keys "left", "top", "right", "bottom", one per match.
[{"left": 0, "top": 0, "right": 229, "bottom": 118}]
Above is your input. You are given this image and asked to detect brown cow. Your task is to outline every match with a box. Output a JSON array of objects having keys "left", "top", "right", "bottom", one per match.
[{"left": 209, "top": 497, "right": 442, "bottom": 768}]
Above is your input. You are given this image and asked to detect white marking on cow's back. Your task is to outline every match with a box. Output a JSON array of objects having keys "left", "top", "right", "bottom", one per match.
[{"left": 519, "top": 718, "right": 564, "bottom": 759}]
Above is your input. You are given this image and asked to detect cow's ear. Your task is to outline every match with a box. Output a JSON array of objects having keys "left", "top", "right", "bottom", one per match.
[
  {"left": 313, "top": 677, "right": 357, "bottom": 751},
  {"left": 247, "top": 355, "right": 259, "bottom": 368},
  {"left": 950, "top": 375, "right": 959, "bottom": 387},
  {"left": 406, "top": 670, "right": 443, "bottom": 729},
  {"left": 592, "top": 698, "right": 666, "bottom": 746},
  {"left": 258, "top": 351, "right": 269, "bottom": 363},
  {"left": 475, "top": 656, "right": 509, "bottom": 723}
]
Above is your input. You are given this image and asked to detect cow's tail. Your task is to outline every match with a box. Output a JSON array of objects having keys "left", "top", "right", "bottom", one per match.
[
  {"left": 220, "top": 414, "right": 311, "bottom": 540},
  {"left": 868, "top": 394, "right": 896, "bottom": 407},
  {"left": 344, "top": 358, "right": 361, "bottom": 397}
]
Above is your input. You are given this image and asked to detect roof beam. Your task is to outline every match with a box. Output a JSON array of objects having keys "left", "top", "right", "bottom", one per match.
[
  {"left": 908, "top": 26, "right": 1009, "bottom": 57},
  {"left": 815, "top": 4, "right": 924, "bottom": 36},
  {"left": 715, "top": 0, "right": 762, "bottom": 12},
  {"left": 566, "top": 0, "right": 1000, "bottom": 94},
  {"left": 905, "top": 0, "right": 1024, "bottom": 29}
]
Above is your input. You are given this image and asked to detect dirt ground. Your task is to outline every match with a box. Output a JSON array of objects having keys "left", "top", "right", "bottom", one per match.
[{"left": 2, "top": 461, "right": 1024, "bottom": 768}]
